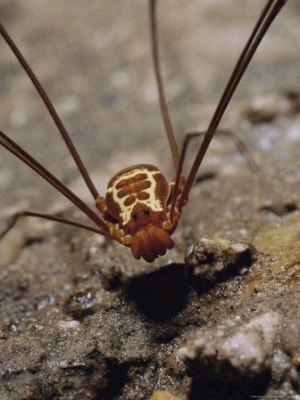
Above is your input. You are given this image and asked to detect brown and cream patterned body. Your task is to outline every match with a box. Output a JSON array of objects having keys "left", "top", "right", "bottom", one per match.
[{"left": 96, "top": 164, "right": 182, "bottom": 262}]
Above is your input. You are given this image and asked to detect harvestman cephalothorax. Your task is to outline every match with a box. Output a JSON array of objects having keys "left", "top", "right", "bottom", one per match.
[{"left": 0, "top": 0, "right": 287, "bottom": 262}]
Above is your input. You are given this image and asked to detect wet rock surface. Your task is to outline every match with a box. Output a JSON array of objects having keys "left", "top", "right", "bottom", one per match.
[
  {"left": 187, "top": 237, "right": 254, "bottom": 284},
  {"left": 177, "top": 312, "right": 281, "bottom": 398},
  {"left": 1, "top": 1, "right": 300, "bottom": 399}
]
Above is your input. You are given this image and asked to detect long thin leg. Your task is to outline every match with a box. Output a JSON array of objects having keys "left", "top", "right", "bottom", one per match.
[
  {"left": 169, "top": 132, "right": 200, "bottom": 221},
  {"left": 170, "top": 126, "right": 286, "bottom": 220},
  {"left": 178, "top": 0, "right": 287, "bottom": 211},
  {"left": 0, "top": 130, "right": 110, "bottom": 232},
  {"left": 0, "top": 211, "right": 115, "bottom": 241},
  {"left": 180, "top": 130, "right": 286, "bottom": 214},
  {"left": 0, "top": 22, "right": 100, "bottom": 201},
  {"left": 180, "top": 130, "right": 261, "bottom": 174},
  {"left": 149, "top": 0, "right": 179, "bottom": 171},
  {"left": 170, "top": 129, "right": 260, "bottom": 221},
  {"left": 231, "top": 0, "right": 277, "bottom": 84}
]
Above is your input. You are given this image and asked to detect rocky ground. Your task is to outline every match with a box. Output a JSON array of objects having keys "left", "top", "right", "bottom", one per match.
[{"left": 0, "top": 0, "right": 300, "bottom": 399}]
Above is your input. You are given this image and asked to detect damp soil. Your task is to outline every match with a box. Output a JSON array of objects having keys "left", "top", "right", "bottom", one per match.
[{"left": 0, "top": 1, "right": 300, "bottom": 399}]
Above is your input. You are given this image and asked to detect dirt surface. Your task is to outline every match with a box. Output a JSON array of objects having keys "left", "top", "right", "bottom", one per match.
[{"left": 0, "top": 0, "right": 300, "bottom": 399}]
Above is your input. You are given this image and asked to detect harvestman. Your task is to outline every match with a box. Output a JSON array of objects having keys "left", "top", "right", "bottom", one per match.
[{"left": 0, "top": 0, "right": 287, "bottom": 262}]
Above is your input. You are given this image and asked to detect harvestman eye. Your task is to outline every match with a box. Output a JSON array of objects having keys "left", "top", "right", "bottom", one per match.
[{"left": 0, "top": 0, "right": 287, "bottom": 263}]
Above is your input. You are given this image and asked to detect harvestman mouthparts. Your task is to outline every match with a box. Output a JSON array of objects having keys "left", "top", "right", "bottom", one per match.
[{"left": 0, "top": 0, "right": 287, "bottom": 262}]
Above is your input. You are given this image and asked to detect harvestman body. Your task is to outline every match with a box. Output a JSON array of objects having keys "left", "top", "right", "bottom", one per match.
[{"left": 0, "top": 1, "right": 286, "bottom": 262}]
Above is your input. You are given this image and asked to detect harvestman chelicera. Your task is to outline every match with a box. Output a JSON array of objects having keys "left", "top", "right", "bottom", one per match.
[{"left": 0, "top": 0, "right": 287, "bottom": 262}]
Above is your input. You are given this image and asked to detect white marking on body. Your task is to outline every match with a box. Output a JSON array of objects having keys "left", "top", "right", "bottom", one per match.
[{"left": 107, "top": 167, "right": 163, "bottom": 225}]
